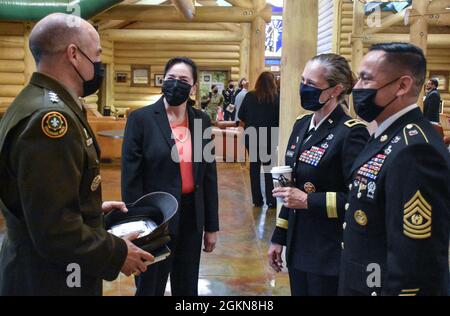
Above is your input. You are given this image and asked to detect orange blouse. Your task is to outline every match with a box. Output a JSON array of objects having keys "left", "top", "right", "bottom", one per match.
[{"left": 170, "top": 116, "right": 195, "bottom": 194}]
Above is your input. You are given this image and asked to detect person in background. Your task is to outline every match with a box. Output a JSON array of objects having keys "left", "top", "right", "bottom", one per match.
[
  {"left": 238, "top": 72, "right": 279, "bottom": 209},
  {"left": 269, "top": 53, "right": 370, "bottom": 296},
  {"left": 122, "top": 56, "right": 219, "bottom": 296},
  {"left": 423, "top": 78, "right": 441, "bottom": 123},
  {"left": 223, "top": 80, "right": 236, "bottom": 121},
  {"left": 235, "top": 77, "right": 246, "bottom": 97},
  {"left": 206, "top": 84, "right": 223, "bottom": 122},
  {"left": 234, "top": 78, "right": 249, "bottom": 124}
]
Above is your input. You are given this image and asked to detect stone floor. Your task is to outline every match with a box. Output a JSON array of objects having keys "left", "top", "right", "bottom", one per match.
[{"left": 100, "top": 162, "right": 290, "bottom": 296}]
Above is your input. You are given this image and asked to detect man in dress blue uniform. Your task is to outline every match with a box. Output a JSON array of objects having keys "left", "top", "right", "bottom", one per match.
[{"left": 339, "top": 42, "right": 450, "bottom": 296}]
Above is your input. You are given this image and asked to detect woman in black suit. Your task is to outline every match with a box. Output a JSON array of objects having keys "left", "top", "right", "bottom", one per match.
[
  {"left": 268, "top": 54, "right": 370, "bottom": 296},
  {"left": 238, "top": 71, "right": 280, "bottom": 208},
  {"left": 121, "top": 57, "right": 219, "bottom": 296}
]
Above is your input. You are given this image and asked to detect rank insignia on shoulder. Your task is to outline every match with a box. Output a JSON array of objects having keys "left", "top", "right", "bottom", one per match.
[
  {"left": 48, "top": 91, "right": 60, "bottom": 104},
  {"left": 403, "top": 190, "right": 431, "bottom": 239},
  {"left": 41, "top": 111, "right": 68, "bottom": 138},
  {"left": 296, "top": 113, "right": 310, "bottom": 121},
  {"left": 344, "top": 119, "right": 367, "bottom": 128},
  {"left": 380, "top": 135, "right": 388, "bottom": 142},
  {"left": 403, "top": 124, "right": 429, "bottom": 145}
]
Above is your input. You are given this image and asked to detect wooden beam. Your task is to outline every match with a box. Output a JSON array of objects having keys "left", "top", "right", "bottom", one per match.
[
  {"left": 356, "top": 33, "right": 450, "bottom": 47},
  {"left": 410, "top": 0, "right": 429, "bottom": 109},
  {"left": 240, "top": 23, "right": 250, "bottom": 79},
  {"left": 350, "top": 0, "right": 365, "bottom": 117},
  {"left": 332, "top": 0, "right": 343, "bottom": 53},
  {"left": 226, "top": 0, "right": 254, "bottom": 9},
  {"left": 171, "top": 0, "right": 196, "bottom": 21},
  {"left": 253, "top": 0, "right": 267, "bottom": 12},
  {"left": 114, "top": 50, "right": 240, "bottom": 59},
  {"left": 249, "top": 16, "right": 266, "bottom": 89},
  {"left": 279, "top": 0, "right": 318, "bottom": 166},
  {"left": 365, "top": 9, "right": 407, "bottom": 35},
  {"left": 97, "top": 5, "right": 272, "bottom": 23},
  {"left": 113, "top": 42, "right": 240, "bottom": 52},
  {"left": 406, "top": 8, "right": 450, "bottom": 26},
  {"left": 102, "top": 29, "right": 243, "bottom": 42},
  {"left": 23, "top": 23, "right": 35, "bottom": 85},
  {"left": 123, "top": 22, "right": 226, "bottom": 30},
  {"left": 218, "top": 23, "right": 242, "bottom": 33}
]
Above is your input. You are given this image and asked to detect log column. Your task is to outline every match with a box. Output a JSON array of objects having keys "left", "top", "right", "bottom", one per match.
[
  {"left": 240, "top": 23, "right": 251, "bottom": 80},
  {"left": 278, "top": 0, "right": 318, "bottom": 165},
  {"left": 23, "top": 22, "right": 35, "bottom": 84},
  {"left": 350, "top": 0, "right": 365, "bottom": 117},
  {"left": 410, "top": 0, "right": 429, "bottom": 108},
  {"left": 249, "top": 16, "right": 266, "bottom": 88}
]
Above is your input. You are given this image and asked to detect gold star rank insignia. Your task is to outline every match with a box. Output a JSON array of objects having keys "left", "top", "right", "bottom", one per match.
[
  {"left": 403, "top": 190, "right": 432, "bottom": 239},
  {"left": 41, "top": 112, "right": 68, "bottom": 138}
]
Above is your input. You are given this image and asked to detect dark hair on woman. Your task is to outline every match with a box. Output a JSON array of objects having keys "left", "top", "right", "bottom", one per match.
[
  {"left": 253, "top": 71, "right": 278, "bottom": 104},
  {"left": 164, "top": 56, "right": 198, "bottom": 84},
  {"left": 310, "top": 53, "right": 355, "bottom": 103}
]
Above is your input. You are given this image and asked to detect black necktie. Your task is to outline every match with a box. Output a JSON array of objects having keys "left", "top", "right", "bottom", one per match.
[{"left": 303, "top": 127, "right": 315, "bottom": 145}]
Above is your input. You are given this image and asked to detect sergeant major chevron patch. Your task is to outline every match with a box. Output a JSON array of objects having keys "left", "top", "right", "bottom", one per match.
[{"left": 403, "top": 190, "right": 432, "bottom": 239}]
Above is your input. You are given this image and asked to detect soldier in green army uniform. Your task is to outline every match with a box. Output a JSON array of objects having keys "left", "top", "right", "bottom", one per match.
[{"left": 0, "top": 13, "right": 154, "bottom": 295}]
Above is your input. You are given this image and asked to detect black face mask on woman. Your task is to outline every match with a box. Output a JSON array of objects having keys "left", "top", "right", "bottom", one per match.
[
  {"left": 162, "top": 79, "right": 192, "bottom": 107},
  {"left": 72, "top": 47, "right": 104, "bottom": 97},
  {"left": 352, "top": 77, "right": 400, "bottom": 122},
  {"left": 299, "top": 83, "right": 334, "bottom": 111}
]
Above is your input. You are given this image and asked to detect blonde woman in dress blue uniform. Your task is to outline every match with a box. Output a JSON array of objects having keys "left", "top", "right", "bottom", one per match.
[{"left": 268, "top": 54, "right": 370, "bottom": 296}]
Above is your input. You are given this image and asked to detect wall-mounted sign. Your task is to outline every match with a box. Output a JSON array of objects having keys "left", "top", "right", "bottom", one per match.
[
  {"left": 131, "top": 65, "right": 151, "bottom": 87},
  {"left": 265, "top": 15, "right": 283, "bottom": 58}
]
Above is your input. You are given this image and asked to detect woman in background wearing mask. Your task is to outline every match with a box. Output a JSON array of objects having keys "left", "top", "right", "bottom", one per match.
[
  {"left": 121, "top": 57, "right": 219, "bottom": 296},
  {"left": 268, "top": 54, "right": 370, "bottom": 296}
]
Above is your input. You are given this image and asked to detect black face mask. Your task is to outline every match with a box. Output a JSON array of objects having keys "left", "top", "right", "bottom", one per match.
[
  {"left": 72, "top": 47, "right": 104, "bottom": 97},
  {"left": 300, "top": 83, "right": 334, "bottom": 111},
  {"left": 352, "top": 77, "right": 400, "bottom": 122},
  {"left": 162, "top": 79, "right": 192, "bottom": 107}
]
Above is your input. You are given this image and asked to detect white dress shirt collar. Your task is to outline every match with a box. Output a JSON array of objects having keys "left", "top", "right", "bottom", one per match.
[{"left": 374, "top": 103, "right": 418, "bottom": 138}]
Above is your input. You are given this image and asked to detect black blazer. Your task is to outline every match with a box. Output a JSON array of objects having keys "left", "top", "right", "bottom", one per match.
[
  {"left": 121, "top": 97, "right": 219, "bottom": 233},
  {"left": 271, "top": 106, "right": 370, "bottom": 276},
  {"left": 423, "top": 89, "right": 441, "bottom": 123}
]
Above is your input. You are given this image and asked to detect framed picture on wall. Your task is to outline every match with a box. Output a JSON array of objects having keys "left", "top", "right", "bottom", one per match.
[
  {"left": 154, "top": 74, "right": 164, "bottom": 87},
  {"left": 203, "top": 74, "right": 211, "bottom": 83},
  {"left": 131, "top": 65, "right": 151, "bottom": 87},
  {"left": 115, "top": 72, "right": 127, "bottom": 83}
]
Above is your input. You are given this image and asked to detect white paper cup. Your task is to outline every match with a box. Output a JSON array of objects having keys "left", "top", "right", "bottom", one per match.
[{"left": 271, "top": 166, "right": 293, "bottom": 205}]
